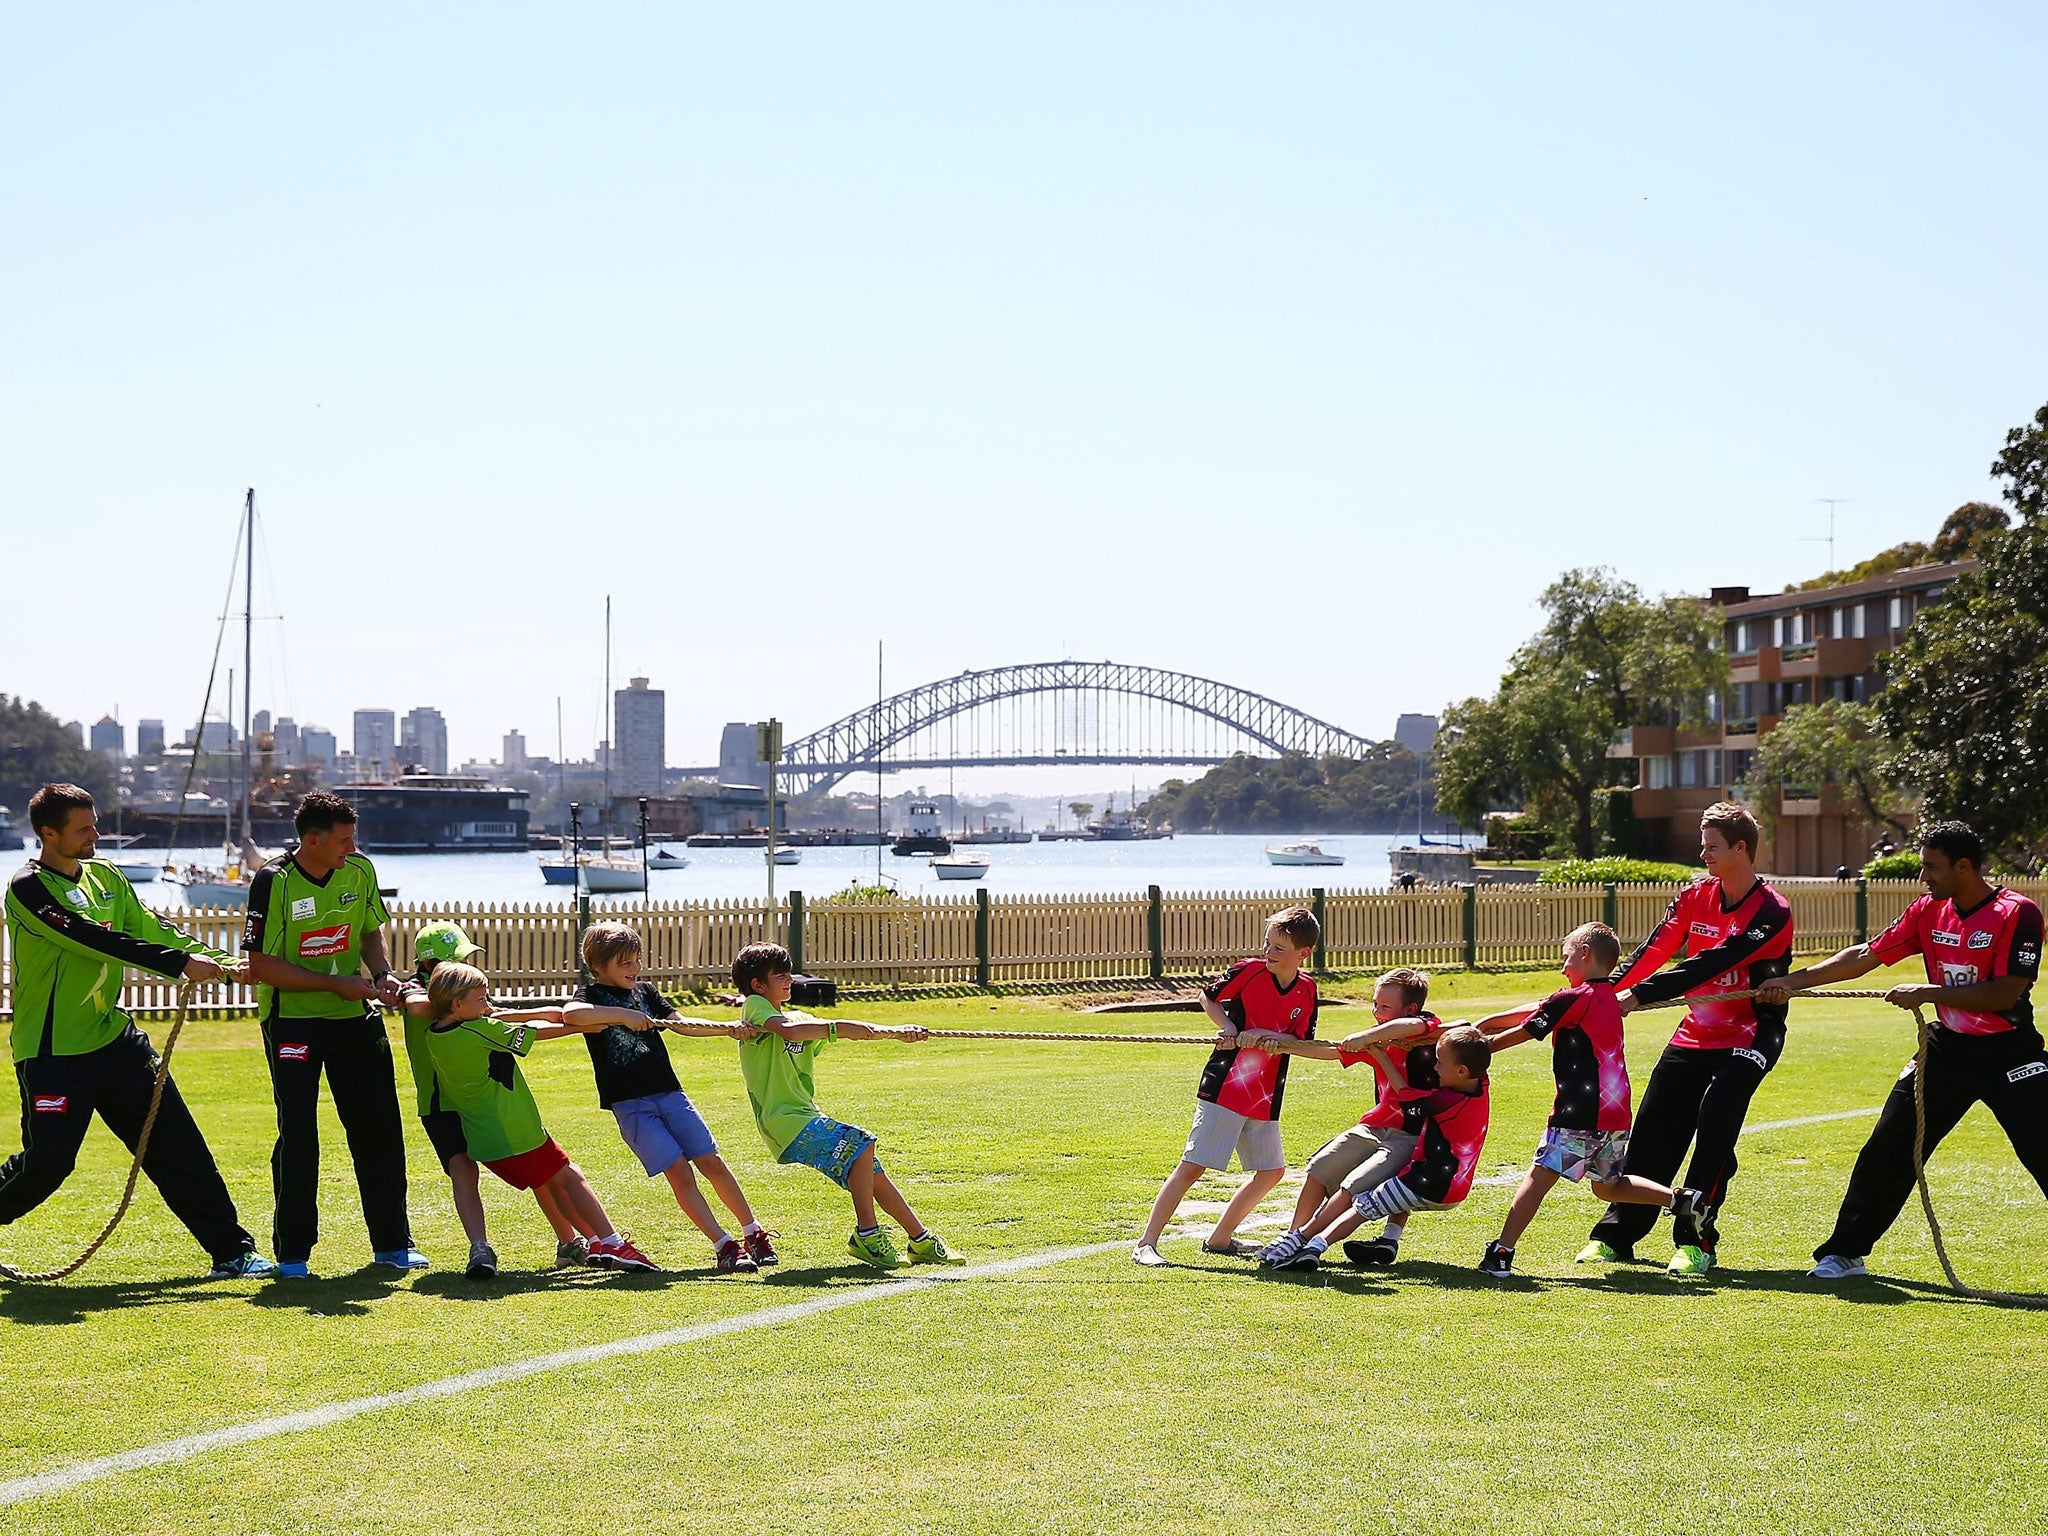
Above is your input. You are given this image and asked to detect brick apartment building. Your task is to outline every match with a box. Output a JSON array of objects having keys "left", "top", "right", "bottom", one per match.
[{"left": 1613, "top": 560, "right": 1973, "bottom": 876}]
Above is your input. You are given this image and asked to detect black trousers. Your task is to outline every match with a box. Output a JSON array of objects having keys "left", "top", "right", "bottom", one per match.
[
  {"left": 1589, "top": 1030, "right": 1783, "bottom": 1254},
  {"left": 1815, "top": 1026, "right": 2048, "bottom": 1261},
  {"left": 0, "top": 1023, "right": 256, "bottom": 1266},
  {"left": 263, "top": 1012, "right": 412, "bottom": 1264}
]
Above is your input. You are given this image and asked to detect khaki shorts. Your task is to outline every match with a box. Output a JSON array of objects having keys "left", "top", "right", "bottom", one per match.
[
  {"left": 1183, "top": 1100, "right": 1286, "bottom": 1172},
  {"left": 1305, "top": 1123, "right": 1419, "bottom": 1195}
]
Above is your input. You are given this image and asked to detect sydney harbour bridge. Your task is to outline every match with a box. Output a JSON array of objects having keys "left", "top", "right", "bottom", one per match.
[{"left": 760, "top": 660, "right": 1377, "bottom": 797}]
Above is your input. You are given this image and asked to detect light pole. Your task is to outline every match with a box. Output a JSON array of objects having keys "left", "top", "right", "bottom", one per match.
[{"left": 757, "top": 718, "right": 784, "bottom": 919}]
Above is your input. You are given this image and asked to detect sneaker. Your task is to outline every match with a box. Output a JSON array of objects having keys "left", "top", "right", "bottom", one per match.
[
  {"left": 1202, "top": 1237, "right": 1259, "bottom": 1257},
  {"left": 372, "top": 1247, "right": 431, "bottom": 1272},
  {"left": 465, "top": 1241, "right": 499, "bottom": 1281},
  {"left": 715, "top": 1238, "right": 759, "bottom": 1274},
  {"left": 555, "top": 1236, "right": 592, "bottom": 1269},
  {"left": 742, "top": 1228, "right": 780, "bottom": 1267},
  {"left": 846, "top": 1228, "right": 903, "bottom": 1269},
  {"left": 1343, "top": 1236, "right": 1401, "bottom": 1268},
  {"left": 1256, "top": 1231, "right": 1305, "bottom": 1269},
  {"left": 272, "top": 1261, "right": 312, "bottom": 1280},
  {"left": 207, "top": 1252, "right": 277, "bottom": 1280},
  {"left": 1669, "top": 1188, "right": 1708, "bottom": 1249},
  {"left": 1278, "top": 1237, "right": 1327, "bottom": 1271},
  {"left": 1132, "top": 1243, "right": 1167, "bottom": 1267},
  {"left": 590, "top": 1234, "right": 659, "bottom": 1273},
  {"left": 1809, "top": 1254, "right": 1869, "bottom": 1280},
  {"left": 1575, "top": 1241, "right": 1623, "bottom": 1265},
  {"left": 906, "top": 1232, "right": 967, "bottom": 1266},
  {"left": 1668, "top": 1244, "right": 1715, "bottom": 1278},
  {"left": 1477, "top": 1241, "right": 1515, "bottom": 1279}
]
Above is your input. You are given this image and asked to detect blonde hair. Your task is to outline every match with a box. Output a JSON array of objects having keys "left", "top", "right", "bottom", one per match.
[
  {"left": 1564, "top": 922, "right": 1622, "bottom": 975},
  {"left": 426, "top": 962, "right": 490, "bottom": 1020},
  {"left": 1376, "top": 966, "right": 1430, "bottom": 1013},
  {"left": 1701, "top": 801, "right": 1761, "bottom": 859},
  {"left": 1436, "top": 1023, "right": 1491, "bottom": 1079},
  {"left": 581, "top": 921, "right": 643, "bottom": 971}
]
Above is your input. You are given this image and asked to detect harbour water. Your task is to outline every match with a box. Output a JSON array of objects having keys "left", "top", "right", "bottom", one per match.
[{"left": 127, "top": 833, "right": 1468, "bottom": 907}]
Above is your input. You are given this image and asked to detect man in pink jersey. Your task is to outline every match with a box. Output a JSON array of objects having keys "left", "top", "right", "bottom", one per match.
[
  {"left": 1584, "top": 801, "right": 1794, "bottom": 1276},
  {"left": 1761, "top": 821, "right": 2048, "bottom": 1279}
]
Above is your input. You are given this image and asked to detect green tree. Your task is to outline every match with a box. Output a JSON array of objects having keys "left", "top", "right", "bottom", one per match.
[
  {"left": 1929, "top": 501, "right": 2009, "bottom": 562},
  {"left": 1435, "top": 570, "right": 1726, "bottom": 857},
  {"left": 0, "top": 695, "right": 114, "bottom": 821},
  {"left": 1740, "top": 700, "right": 1913, "bottom": 847},
  {"left": 1066, "top": 801, "right": 1093, "bottom": 828},
  {"left": 1879, "top": 514, "right": 2048, "bottom": 871},
  {"left": 1992, "top": 401, "right": 2048, "bottom": 520}
]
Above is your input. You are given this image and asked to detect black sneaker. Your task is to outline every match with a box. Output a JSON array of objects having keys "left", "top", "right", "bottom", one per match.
[
  {"left": 1670, "top": 1187, "right": 1708, "bottom": 1249},
  {"left": 1343, "top": 1237, "right": 1401, "bottom": 1268},
  {"left": 1277, "top": 1240, "right": 1326, "bottom": 1271},
  {"left": 1477, "top": 1241, "right": 1515, "bottom": 1278}
]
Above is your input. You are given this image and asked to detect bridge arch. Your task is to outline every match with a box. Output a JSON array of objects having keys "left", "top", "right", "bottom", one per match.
[{"left": 778, "top": 660, "right": 1376, "bottom": 796}]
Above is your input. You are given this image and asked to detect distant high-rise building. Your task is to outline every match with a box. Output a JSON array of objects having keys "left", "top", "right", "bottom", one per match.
[
  {"left": 502, "top": 729, "right": 527, "bottom": 770},
  {"left": 272, "top": 716, "right": 301, "bottom": 765},
  {"left": 613, "top": 679, "right": 665, "bottom": 798},
  {"left": 353, "top": 709, "right": 397, "bottom": 778},
  {"left": 196, "top": 721, "right": 236, "bottom": 753},
  {"left": 1393, "top": 714, "right": 1439, "bottom": 755},
  {"left": 137, "top": 719, "right": 165, "bottom": 757},
  {"left": 90, "top": 715, "right": 124, "bottom": 760},
  {"left": 253, "top": 709, "right": 273, "bottom": 737},
  {"left": 401, "top": 706, "right": 449, "bottom": 775},
  {"left": 302, "top": 726, "right": 337, "bottom": 766},
  {"left": 719, "top": 721, "right": 769, "bottom": 788}
]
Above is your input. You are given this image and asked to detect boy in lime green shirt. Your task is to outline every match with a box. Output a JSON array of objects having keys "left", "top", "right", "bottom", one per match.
[{"left": 732, "top": 942, "right": 965, "bottom": 1269}]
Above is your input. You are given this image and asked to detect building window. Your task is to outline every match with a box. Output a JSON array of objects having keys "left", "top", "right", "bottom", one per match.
[
  {"left": 1707, "top": 750, "right": 1725, "bottom": 786},
  {"left": 1646, "top": 755, "right": 1674, "bottom": 791},
  {"left": 1889, "top": 594, "right": 1914, "bottom": 631}
]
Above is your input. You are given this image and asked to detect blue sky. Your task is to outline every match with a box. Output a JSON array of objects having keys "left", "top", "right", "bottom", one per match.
[{"left": 5, "top": 3, "right": 2044, "bottom": 776}]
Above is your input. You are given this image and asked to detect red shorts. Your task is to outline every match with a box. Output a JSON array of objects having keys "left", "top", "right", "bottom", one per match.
[{"left": 484, "top": 1136, "right": 570, "bottom": 1190}]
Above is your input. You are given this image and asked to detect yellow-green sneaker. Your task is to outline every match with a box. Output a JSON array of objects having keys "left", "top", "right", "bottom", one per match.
[
  {"left": 906, "top": 1231, "right": 966, "bottom": 1266},
  {"left": 1668, "top": 1244, "right": 1715, "bottom": 1277},
  {"left": 1575, "top": 1241, "right": 1622, "bottom": 1265},
  {"left": 847, "top": 1228, "right": 904, "bottom": 1269}
]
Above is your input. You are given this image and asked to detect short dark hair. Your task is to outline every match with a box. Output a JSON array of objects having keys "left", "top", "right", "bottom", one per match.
[
  {"left": 294, "top": 792, "right": 358, "bottom": 836},
  {"left": 1268, "top": 907, "right": 1320, "bottom": 952},
  {"left": 732, "top": 942, "right": 793, "bottom": 996},
  {"left": 1919, "top": 820, "right": 1985, "bottom": 871},
  {"left": 582, "top": 921, "right": 643, "bottom": 970},
  {"left": 28, "top": 782, "right": 94, "bottom": 837},
  {"left": 1437, "top": 1023, "right": 1492, "bottom": 1080}
]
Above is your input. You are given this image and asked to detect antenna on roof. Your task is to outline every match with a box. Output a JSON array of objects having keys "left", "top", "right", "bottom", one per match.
[{"left": 1804, "top": 498, "right": 1849, "bottom": 572}]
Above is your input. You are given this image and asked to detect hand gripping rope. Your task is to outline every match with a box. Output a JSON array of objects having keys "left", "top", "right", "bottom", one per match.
[{"left": 0, "top": 979, "right": 199, "bottom": 1284}]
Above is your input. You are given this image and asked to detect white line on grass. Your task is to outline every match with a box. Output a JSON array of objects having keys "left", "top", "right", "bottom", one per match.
[{"left": 0, "top": 1240, "right": 1128, "bottom": 1509}]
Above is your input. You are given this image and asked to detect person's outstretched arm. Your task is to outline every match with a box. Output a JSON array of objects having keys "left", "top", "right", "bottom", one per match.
[
  {"left": 1755, "top": 944, "right": 1883, "bottom": 1004},
  {"left": 496, "top": 1005, "right": 568, "bottom": 1027},
  {"left": 829, "top": 1018, "right": 929, "bottom": 1043},
  {"left": 561, "top": 1001, "right": 665, "bottom": 1033}
]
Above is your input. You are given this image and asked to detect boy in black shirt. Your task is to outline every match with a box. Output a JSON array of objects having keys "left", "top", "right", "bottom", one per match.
[{"left": 565, "top": 923, "right": 772, "bottom": 1273}]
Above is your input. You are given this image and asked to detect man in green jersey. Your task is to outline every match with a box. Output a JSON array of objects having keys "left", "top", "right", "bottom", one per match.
[
  {"left": 243, "top": 792, "right": 420, "bottom": 1276},
  {"left": 2, "top": 783, "right": 274, "bottom": 1279}
]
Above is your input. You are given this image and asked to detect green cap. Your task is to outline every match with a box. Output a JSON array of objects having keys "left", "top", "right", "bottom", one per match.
[{"left": 414, "top": 921, "right": 481, "bottom": 965}]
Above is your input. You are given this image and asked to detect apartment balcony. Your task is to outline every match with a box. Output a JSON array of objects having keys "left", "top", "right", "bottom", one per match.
[
  {"left": 1779, "top": 641, "right": 1820, "bottom": 678},
  {"left": 1722, "top": 713, "right": 1780, "bottom": 747},
  {"left": 1631, "top": 787, "right": 1730, "bottom": 821},
  {"left": 1675, "top": 724, "right": 1725, "bottom": 749},
  {"left": 1608, "top": 724, "right": 1675, "bottom": 760},
  {"left": 1816, "top": 635, "right": 1871, "bottom": 676},
  {"left": 1729, "top": 648, "right": 1780, "bottom": 685},
  {"left": 1780, "top": 787, "right": 1853, "bottom": 818}
]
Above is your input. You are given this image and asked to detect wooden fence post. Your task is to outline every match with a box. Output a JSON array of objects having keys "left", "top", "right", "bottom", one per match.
[
  {"left": 575, "top": 893, "right": 591, "bottom": 986},
  {"left": 788, "top": 889, "right": 806, "bottom": 973},
  {"left": 1854, "top": 877, "right": 1868, "bottom": 945},
  {"left": 1603, "top": 882, "right": 1619, "bottom": 933},
  {"left": 1310, "top": 887, "right": 1327, "bottom": 971},
  {"left": 1461, "top": 883, "right": 1477, "bottom": 970},
  {"left": 975, "top": 887, "right": 992, "bottom": 990},
  {"left": 1147, "top": 884, "right": 1165, "bottom": 981}
]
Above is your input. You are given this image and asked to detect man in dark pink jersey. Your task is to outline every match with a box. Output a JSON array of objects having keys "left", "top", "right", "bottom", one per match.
[{"left": 1761, "top": 821, "right": 2048, "bottom": 1280}]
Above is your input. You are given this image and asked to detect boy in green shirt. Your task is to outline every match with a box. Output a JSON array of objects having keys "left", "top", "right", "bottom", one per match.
[
  {"left": 732, "top": 943, "right": 965, "bottom": 1269},
  {"left": 422, "top": 963, "right": 657, "bottom": 1273}
]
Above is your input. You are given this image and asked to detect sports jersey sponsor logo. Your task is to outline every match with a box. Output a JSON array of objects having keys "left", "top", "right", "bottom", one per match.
[
  {"left": 1288, "top": 1007, "right": 1302, "bottom": 1022},
  {"left": 64, "top": 887, "right": 89, "bottom": 908},
  {"left": 1968, "top": 930, "right": 1994, "bottom": 949},
  {"left": 1733, "top": 1048, "right": 1768, "bottom": 1069},
  {"left": 2007, "top": 1061, "right": 2048, "bottom": 1084},
  {"left": 1931, "top": 929, "right": 1963, "bottom": 947},
  {"left": 1689, "top": 923, "right": 1719, "bottom": 939},
  {"left": 31, "top": 1095, "right": 69, "bottom": 1113},
  {"left": 276, "top": 1042, "right": 311, "bottom": 1062},
  {"left": 290, "top": 897, "right": 317, "bottom": 920},
  {"left": 341, "top": 890, "right": 359, "bottom": 907},
  {"left": 296, "top": 923, "right": 352, "bottom": 959},
  {"left": 1940, "top": 962, "right": 1978, "bottom": 988},
  {"left": 2019, "top": 943, "right": 2041, "bottom": 968},
  {"left": 1745, "top": 926, "right": 1768, "bottom": 941}
]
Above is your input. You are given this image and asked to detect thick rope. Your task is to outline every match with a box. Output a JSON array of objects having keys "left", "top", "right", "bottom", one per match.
[{"left": 0, "top": 980, "right": 197, "bottom": 1284}]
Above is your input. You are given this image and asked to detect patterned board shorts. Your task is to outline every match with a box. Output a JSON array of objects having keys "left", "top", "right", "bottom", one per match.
[
  {"left": 1533, "top": 1126, "right": 1630, "bottom": 1184},
  {"left": 780, "top": 1115, "right": 882, "bottom": 1190}
]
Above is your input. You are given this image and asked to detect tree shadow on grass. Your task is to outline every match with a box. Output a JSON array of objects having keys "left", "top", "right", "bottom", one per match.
[{"left": 0, "top": 1273, "right": 226, "bottom": 1326}]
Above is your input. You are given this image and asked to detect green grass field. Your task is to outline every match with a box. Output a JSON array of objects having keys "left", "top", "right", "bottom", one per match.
[{"left": 4, "top": 965, "right": 2045, "bottom": 1535}]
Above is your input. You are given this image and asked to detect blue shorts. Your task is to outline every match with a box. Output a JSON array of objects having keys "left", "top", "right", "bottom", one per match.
[
  {"left": 779, "top": 1115, "right": 880, "bottom": 1190},
  {"left": 612, "top": 1090, "right": 718, "bottom": 1175}
]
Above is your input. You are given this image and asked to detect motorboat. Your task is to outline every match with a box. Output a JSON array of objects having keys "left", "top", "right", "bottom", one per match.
[
  {"left": 931, "top": 853, "right": 990, "bottom": 881},
  {"left": 169, "top": 865, "right": 254, "bottom": 906},
  {"left": 647, "top": 847, "right": 690, "bottom": 870},
  {"left": 1265, "top": 841, "right": 1346, "bottom": 867},
  {"left": 766, "top": 847, "right": 802, "bottom": 866},
  {"left": 111, "top": 859, "right": 159, "bottom": 884}
]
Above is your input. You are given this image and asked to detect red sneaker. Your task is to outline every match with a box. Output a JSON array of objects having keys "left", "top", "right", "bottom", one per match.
[
  {"left": 591, "top": 1233, "right": 659, "bottom": 1273},
  {"left": 742, "top": 1229, "right": 780, "bottom": 1267},
  {"left": 715, "top": 1238, "right": 759, "bottom": 1274}
]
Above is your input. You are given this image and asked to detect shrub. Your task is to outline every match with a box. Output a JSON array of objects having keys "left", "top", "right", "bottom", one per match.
[
  {"left": 1541, "top": 857, "right": 1699, "bottom": 886},
  {"left": 1862, "top": 850, "right": 1922, "bottom": 881}
]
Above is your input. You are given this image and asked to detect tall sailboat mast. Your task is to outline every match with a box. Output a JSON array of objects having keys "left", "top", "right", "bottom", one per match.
[
  {"left": 240, "top": 489, "right": 255, "bottom": 849},
  {"left": 602, "top": 594, "right": 612, "bottom": 841}
]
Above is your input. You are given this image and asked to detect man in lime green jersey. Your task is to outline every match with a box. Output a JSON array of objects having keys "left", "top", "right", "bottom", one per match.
[
  {"left": 2, "top": 783, "right": 274, "bottom": 1279},
  {"left": 243, "top": 792, "right": 420, "bottom": 1277}
]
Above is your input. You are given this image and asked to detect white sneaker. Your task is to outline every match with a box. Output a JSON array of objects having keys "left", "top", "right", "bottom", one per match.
[
  {"left": 1132, "top": 1243, "right": 1168, "bottom": 1267},
  {"left": 1257, "top": 1231, "right": 1304, "bottom": 1268},
  {"left": 1808, "top": 1254, "right": 1869, "bottom": 1280}
]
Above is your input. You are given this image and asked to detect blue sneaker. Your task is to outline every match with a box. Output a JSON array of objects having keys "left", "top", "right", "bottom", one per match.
[
  {"left": 207, "top": 1252, "right": 277, "bottom": 1280},
  {"left": 372, "top": 1248, "right": 430, "bottom": 1272},
  {"left": 273, "top": 1261, "right": 312, "bottom": 1280}
]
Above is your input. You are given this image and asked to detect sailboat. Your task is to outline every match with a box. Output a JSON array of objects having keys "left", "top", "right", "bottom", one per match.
[
  {"left": 166, "top": 491, "right": 272, "bottom": 909},
  {"left": 536, "top": 596, "right": 644, "bottom": 893}
]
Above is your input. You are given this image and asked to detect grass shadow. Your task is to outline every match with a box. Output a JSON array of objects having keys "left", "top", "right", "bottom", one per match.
[{"left": 0, "top": 1273, "right": 227, "bottom": 1326}]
